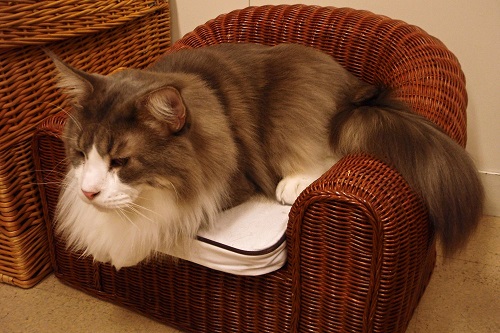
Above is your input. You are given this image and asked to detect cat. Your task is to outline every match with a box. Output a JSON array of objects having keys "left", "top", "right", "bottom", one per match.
[{"left": 48, "top": 43, "right": 484, "bottom": 269}]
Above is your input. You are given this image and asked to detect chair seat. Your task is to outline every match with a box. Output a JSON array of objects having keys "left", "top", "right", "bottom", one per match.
[{"left": 165, "top": 197, "right": 290, "bottom": 275}]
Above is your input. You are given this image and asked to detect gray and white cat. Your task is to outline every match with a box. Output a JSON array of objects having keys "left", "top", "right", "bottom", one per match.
[{"left": 49, "top": 43, "right": 483, "bottom": 269}]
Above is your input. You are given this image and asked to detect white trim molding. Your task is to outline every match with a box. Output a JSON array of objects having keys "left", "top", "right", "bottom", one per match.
[{"left": 480, "top": 171, "right": 500, "bottom": 217}]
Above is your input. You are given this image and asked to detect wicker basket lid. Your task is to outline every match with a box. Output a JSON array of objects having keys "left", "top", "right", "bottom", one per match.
[{"left": 0, "top": 0, "right": 169, "bottom": 48}]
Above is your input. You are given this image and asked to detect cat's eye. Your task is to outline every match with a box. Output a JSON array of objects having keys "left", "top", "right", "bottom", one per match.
[{"left": 110, "top": 157, "right": 130, "bottom": 169}]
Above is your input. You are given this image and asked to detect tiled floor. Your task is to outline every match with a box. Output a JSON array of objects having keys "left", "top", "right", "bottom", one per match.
[{"left": 1, "top": 216, "right": 499, "bottom": 333}]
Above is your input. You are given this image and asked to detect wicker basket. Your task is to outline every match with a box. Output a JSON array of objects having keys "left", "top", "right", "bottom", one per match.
[
  {"left": 33, "top": 5, "right": 468, "bottom": 332},
  {"left": 0, "top": 0, "right": 170, "bottom": 288}
]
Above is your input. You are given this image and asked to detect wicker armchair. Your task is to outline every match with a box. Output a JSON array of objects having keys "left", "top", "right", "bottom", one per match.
[{"left": 33, "top": 5, "right": 468, "bottom": 332}]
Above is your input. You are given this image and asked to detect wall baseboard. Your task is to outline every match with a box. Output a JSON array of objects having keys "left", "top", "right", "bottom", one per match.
[{"left": 480, "top": 171, "right": 500, "bottom": 217}]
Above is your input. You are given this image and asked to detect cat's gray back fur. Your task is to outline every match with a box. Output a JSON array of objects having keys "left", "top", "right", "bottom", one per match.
[{"left": 148, "top": 43, "right": 361, "bottom": 200}]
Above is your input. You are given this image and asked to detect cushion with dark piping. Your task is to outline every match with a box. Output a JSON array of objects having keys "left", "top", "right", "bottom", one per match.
[{"left": 164, "top": 196, "right": 290, "bottom": 275}]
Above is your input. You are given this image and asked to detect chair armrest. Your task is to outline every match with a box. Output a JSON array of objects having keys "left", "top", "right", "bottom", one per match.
[
  {"left": 32, "top": 112, "right": 67, "bottom": 228},
  {"left": 286, "top": 153, "right": 435, "bottom": 330}
]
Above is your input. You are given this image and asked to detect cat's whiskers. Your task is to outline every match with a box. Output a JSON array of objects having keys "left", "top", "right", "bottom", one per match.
[
  {"left": 163, "top": 180, "right": 180, "bottom": 200},
  {"left": 116, "top": 208, "right": 141, "bottom": 231},
  {"left": 127, "top": 202, "right": 161, "bottom": 221},
  {"left": 62, "top": 172, "right": 78, "bottom": 188},
  {"left": 57, "top": 179, "right": 74, "bottom": 195},
  {"left": 33, "top": 180, "right": 65, "bottom": 186},
  {"left": 8, "top": 102, "right": 78, "bottom": 142},
  {"left": 56, "top": 134, "right": 76, "bottom": 142},
  {"left": 124, "top": 204, "right": 158, "bottom": 225},
  {"left": 31, "top": 167, "right": 70, "bottom": 187},
  {"left": 46, "top": 101, "right": 83, "bottom": 131}
]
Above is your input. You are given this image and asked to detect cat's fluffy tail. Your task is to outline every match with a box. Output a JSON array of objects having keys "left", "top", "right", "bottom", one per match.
[{"left": 329, "top": 87, "right": 484, "bottom": 255}]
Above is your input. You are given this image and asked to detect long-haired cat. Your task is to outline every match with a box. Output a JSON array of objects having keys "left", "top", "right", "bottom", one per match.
[{"left": 49, "top": 43, "right": 483, "bottom": 269}]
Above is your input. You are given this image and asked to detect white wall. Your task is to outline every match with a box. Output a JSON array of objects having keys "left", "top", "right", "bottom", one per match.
[
  {"left": 170, "top": 0, "right": 500, "bottom": 216},
  {"left": 169, "top": 0, "right": 250, "bottom": 41}
]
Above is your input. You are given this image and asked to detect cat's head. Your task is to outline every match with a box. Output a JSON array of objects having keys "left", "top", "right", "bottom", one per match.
[{"left": 50, "top": 54, "right": 196, "bottom": 209}]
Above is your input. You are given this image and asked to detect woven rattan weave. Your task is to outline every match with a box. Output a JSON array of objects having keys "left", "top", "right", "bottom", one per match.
[
  {"left": 0, "top": 0, "right": 170, "bottom": 288},
  {"left": 33, "top": 5, "right": 468, "bottom": 332}
]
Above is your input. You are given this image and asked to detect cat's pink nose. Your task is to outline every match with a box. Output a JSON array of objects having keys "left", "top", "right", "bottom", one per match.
[{"left": 82, "top": 190, "right": 100, "bottom": 200}]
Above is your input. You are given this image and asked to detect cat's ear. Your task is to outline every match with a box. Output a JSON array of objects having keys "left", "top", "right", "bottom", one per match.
[
  {"left": 46, "top": 50, "right": 99, "bottom": 106},
  {"left": 140, "top": 86, "right": 187, "bottom": 134}
]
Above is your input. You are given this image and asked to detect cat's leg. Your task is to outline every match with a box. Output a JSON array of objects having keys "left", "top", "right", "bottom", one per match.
[{"left": 276, "top": 156, "right": 338, "bottom": 205}]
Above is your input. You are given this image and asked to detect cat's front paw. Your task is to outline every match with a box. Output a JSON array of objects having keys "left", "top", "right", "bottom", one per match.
[{"left": 276, "top": 175, "right": 317, "bottom": 205}]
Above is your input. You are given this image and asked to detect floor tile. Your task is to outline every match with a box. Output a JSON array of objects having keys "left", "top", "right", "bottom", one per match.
[
  {"left": 0, "top": 276, "right": 179, "bottom": 333},
  {"left": 407, "top": 257, "right": 500, "bottom": 332}
]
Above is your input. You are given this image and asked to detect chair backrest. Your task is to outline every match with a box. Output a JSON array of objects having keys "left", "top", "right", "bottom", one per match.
[{"left": 169, "top": 5, "right": 468, "bottom": 146}]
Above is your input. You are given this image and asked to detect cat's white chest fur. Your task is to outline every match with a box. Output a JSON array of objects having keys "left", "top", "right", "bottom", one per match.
[{"left": 56, "top": 145, "right": 224, "bottom": 269}]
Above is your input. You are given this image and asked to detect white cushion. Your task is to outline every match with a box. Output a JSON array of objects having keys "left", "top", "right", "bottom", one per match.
[{"left": 163, "top": 197, "right": 290, "bottom": 275}]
